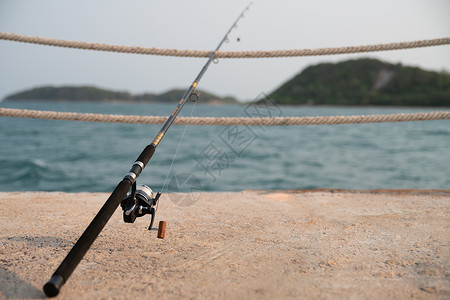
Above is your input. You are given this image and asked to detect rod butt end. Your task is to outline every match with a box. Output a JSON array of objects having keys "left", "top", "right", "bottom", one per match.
[{"left": 43, "top": 274, "right": 64, "bottom": 297}]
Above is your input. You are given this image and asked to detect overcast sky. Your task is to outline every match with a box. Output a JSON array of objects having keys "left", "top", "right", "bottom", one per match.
[{"left": 1, "top": 0, "right": 449, "bottom": 102}]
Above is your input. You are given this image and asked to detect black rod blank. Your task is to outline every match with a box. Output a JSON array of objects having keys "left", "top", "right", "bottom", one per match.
[{"left": 43, "top": 3, "right": 252, "bottom": 297}]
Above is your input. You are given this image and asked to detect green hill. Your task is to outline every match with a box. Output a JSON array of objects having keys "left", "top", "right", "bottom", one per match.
[
  {"left": 269, "top": 58, "right": 450, "bottom": 106},
  {"left": 3, "top": 86, "right": 238, "bottom": 104},
  {"left": 4, "top": 86, "right": 132, "bottom": 102}
]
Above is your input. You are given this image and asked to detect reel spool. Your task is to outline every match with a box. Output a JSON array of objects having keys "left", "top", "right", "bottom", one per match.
[{"left": 121, "top": 183, "right": 161, "bottom": 231}]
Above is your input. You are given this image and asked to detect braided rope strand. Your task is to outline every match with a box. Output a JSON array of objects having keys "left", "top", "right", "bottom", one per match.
[
  {"left": 1, "top": 32, "right": 449, "bottom": 58},
  {"left": 1, "top": 108, "right": 448, "bottom": 125}
]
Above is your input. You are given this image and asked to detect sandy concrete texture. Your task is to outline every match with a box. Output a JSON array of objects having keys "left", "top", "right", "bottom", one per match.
[{"left": 0, "top": 190, "right": 449, "bottom": 299}]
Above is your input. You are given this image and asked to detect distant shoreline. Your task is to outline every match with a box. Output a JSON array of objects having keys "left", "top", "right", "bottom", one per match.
[
  {"left": 5, "top": 59, "right": 450, "bottom": 106},
  {"left": 3, "top": 98, "right": 450, "bottom": 109},
  {"left": 3, "top": 85, "right": 239, "bottom": 105}
]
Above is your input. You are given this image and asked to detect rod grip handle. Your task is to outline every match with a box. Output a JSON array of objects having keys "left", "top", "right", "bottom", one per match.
[
  {"left": 136, "top": 144, "right": 156, "bottom": 166},
  {"left": 42, "top": 179, "right": 131, "bottom": 296}
]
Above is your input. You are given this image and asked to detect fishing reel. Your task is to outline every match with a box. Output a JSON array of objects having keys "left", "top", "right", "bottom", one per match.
[{"left": 120, "top": 182, "right": 161, "bottom": 230}]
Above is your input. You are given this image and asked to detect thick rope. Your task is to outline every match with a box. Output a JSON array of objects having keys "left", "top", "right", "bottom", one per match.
[
  {"left": 1, "top": 32, "right": 449, "bottom": 58},
  {"left": 1, "top": 108, "right": 448, "bottom": 125}
]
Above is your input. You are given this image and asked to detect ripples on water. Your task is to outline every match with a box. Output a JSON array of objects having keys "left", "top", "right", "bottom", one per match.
[{"left": 0, "top": 101, "right": 449, "bottom": 192}]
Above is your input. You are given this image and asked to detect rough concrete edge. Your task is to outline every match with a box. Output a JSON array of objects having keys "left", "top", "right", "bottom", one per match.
[
  {"left": 1, "top": 189, "right": 450, "bottom": 197},
  {"left": 245, "top": 189, "right": 450, "bottom": 196}
]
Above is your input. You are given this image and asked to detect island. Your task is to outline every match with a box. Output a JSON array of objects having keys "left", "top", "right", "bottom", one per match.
[
  {"left": 3, "top": 86, "right": 238, "bottom": 105},
  {"left": 4, "top": 58, "right": 450, "bottom": 106},
  {"left": 269, "top": 58, "right": 450, "bottom": 106}
]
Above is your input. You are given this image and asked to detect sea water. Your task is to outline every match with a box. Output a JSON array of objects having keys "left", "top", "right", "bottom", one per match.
[{"left": 0, "top": 101, "right": 449, "bottom": 193}]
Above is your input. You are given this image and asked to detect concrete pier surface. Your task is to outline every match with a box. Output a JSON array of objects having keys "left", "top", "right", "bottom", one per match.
[{"left": 1, "top": 190, "right": 449, "bottom": 299}]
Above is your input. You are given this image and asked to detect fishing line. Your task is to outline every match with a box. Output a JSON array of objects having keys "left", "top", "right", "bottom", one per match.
[{"left": 159, "top": 99, "right": 198, "bottom": 197}]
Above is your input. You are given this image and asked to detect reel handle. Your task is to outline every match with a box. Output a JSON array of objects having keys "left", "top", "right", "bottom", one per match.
[
  {"left": 157, "top": 221, "right": 166, "bottom": 239},
  {"left": 147, "top": 192, "right": 161, "bottom": 230},
  {"left": 147, "top": 207, "right": 156, "bottom": 230}
]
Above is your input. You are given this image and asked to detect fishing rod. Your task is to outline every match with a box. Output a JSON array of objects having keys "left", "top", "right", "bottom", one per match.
[{"left": 43, "top": 3, "right": 252, "bottom": 297}]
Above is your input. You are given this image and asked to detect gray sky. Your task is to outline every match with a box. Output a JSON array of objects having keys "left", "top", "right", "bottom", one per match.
[{"left": 1, "top": 0, "right": 449, "bottom": 102}]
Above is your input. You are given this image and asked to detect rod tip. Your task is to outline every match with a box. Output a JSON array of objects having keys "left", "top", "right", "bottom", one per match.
[{"left": 43, "top": 274, "right": 64, "bottom": 297}]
